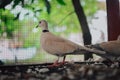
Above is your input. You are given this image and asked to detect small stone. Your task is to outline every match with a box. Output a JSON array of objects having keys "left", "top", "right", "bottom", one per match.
[
  {"left": 39, "top": 68, "right": 49, "bottom": 73},
  {"left": 87, "top": 69, "right": 93, "bottom": 76},
  {"left": 27, "top": 69, "right": 32, "bottom": 73},
  {"left": 49, "top": 73, "right": 62, "bottom": 80}
]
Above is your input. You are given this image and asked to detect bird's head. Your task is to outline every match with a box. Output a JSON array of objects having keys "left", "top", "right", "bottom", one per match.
[{"left": 36, "top": 20, "right": 48, "bottom": 30}]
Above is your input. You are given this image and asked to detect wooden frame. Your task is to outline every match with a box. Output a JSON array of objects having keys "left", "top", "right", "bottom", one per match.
[{"left": 106, "top": 0, "right": 120, "bottom": 40}]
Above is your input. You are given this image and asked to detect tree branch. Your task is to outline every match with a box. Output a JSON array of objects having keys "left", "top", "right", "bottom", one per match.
[{"left": 72, "top": 0, "right": 93, "bottom": 60}]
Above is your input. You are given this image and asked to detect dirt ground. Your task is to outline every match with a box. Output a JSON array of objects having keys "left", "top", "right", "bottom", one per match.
[{"left": 0, "top": 61, "right": 120, "bottom": 80}]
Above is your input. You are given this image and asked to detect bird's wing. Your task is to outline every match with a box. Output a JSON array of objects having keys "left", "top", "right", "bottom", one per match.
[
  {"left": 88, "top": 41, "right": 120, "bottom": 55},
  {"left": 100, "top": 41, "right": 120, "bottom": 55},
  {"left": 41, "top": 32, "right": 81, "bottom": 56}
]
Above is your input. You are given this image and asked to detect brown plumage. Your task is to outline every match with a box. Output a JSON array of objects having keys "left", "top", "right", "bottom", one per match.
[
  {"left": 36, "top": 20, "right": 105, "bottom": 66},
  {"left": 88, "top": 37, "right": 120, "bottom": 61},
  {"left": 40, "top": 32, "right": 81, "bottom": 56}
]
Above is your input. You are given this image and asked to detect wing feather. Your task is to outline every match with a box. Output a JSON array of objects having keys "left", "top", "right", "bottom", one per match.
[
  {"left": 100, "top": 41, "right": 120, "bottom": 55},
  {"left": 41, "top": 32, "right": 79, "bottom": 56}
]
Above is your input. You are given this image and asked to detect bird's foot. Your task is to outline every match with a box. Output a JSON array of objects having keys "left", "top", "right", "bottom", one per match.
[
  {"left": 47, "top": 60, "right": 61, "bottom": 67},
  {"left": 59, "top": 61, "right": 69, "bottom": 65},
  {"left": 85, "top": 58, "right": 94, "bottom": 62},
  {"left": 47, "top": 61, "right": 68, "bottom": 67},
  {"left": 47, "top": 63, "right": 61, "bottom": 67}
]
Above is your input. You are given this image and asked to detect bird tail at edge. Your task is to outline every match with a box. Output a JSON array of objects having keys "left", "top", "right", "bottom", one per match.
[
  {"left": 79, "top": 45, "right": 106, "bottom": 55},
  {"left": 81, "top": 46, "right": 116, "bottom": 61}
]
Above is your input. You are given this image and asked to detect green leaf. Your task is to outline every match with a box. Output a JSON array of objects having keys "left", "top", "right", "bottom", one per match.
[
  {"left": 21, "top": 0, "right": 24, "bottom": 7},
  {"left": 24, "top": 13, "right": 29, "bottom": 16},
  {"left": 12, "top": 0, "right": 24, "bottom": 8},
  {"left": 57, "top": 0, "right": 66, "bottom": 5},
  {"left": 44, "top": 0, "right": 51, "bottom": 14},
  {"left": 31, "top": 0, "right": 34, "bottom": 3},
  {"left": 35, "top": 9, "right": 42, "bottom": 13},
  {"left": 14, "top": 12, "right": 20, "bottom": 20},
  {"left": 12, "top": 0, "right": 21, "bottom": 8}
]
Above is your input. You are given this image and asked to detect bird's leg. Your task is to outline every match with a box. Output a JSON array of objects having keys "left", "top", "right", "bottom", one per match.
[
  {"left": 53, "top": 57, "right": 60, "bottom": 65},
  {"left": 48, "top": 57, "right": 60, "bottom": 67},
  {"left": 62, "top": 56, "right": 66, "bottom": 64},
  {"left": 60, "top": 56, "right": 68, "bottom": 65}
]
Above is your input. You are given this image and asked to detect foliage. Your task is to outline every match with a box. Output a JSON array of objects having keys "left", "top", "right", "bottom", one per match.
[
  {"left": 0, "top": 0, "right": 98, "bottom": 47},
  {"left": 81, "top": 0, "right": 98, "bottom": 16},
  {"left": 0, "top": 9, "right": 20, "bottom": 38}
]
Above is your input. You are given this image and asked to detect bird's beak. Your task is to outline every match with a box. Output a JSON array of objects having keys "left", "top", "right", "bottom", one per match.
[{"left": 36, "top": 25, "right": 39, "bottom": 28}]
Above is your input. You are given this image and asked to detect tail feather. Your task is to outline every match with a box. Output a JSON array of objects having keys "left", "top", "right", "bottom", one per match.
[
  {"left": 84, "top": 45, "right": 116, "bottom": 61},
  {"left": 80, "top": 46, "right": 106, "bottom": 55},
  {"left": 85, "top": 44, "right": 104, "bottom": 51}
]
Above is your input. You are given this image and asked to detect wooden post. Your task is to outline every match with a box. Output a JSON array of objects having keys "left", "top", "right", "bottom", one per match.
[{"left": 106, "top": 0, "right": 120, "bottom": 41}]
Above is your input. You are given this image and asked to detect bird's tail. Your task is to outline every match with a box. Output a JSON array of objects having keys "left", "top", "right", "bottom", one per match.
[
  {"left": 66, "top": 45, "right": 115, "bottom": 61},
  {"left": 82, "top": 45, "right": 116, "bottom": 61},
  {"left": 80, "top": 45, "right": 106, "bottom": 55}
]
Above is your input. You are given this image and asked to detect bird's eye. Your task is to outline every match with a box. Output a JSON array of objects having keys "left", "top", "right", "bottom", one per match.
[{"left": 39, "top": 21, "right": 41, "bottom": 23}]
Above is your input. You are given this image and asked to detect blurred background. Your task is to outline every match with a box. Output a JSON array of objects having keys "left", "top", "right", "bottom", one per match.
[{"left": 0, "top": 0, "right": 107, "bottom": 64}]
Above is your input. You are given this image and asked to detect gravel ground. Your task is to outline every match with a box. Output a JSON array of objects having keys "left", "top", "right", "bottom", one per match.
[{"left": 0, "top": 62, "right": 120, "bottom": 80}]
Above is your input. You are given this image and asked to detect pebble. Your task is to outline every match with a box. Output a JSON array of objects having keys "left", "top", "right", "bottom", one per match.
[{"left": 0, "top": 63, "right": 120, "bottom": 80}]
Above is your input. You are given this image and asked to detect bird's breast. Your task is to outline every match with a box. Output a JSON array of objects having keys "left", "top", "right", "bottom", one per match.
[{"left": 40, "top": 34, "right": 56, "bottom": 55}]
